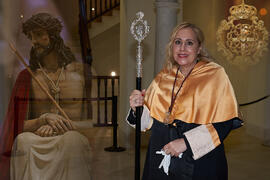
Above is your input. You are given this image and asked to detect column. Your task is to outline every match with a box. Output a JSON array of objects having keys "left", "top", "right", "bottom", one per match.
[{"left": 154, "top": 0, "right": 180, "bottom": 74}]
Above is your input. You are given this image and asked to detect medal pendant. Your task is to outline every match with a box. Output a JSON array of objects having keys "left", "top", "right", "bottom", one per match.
[{"left": 165, "top": 112, "right": 171, "bottom": 124}]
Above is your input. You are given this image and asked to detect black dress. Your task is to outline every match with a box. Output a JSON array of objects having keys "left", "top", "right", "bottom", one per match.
[{"left": 127, "top": 111, "right": 240, "bottom": 180}]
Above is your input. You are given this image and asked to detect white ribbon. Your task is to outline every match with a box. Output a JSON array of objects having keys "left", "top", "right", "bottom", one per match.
[{"left": 156, "top": 150, "right": 183, "bottom": 175}]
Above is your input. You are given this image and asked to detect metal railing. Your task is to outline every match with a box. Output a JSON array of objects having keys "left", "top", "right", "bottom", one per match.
[
  {"left": 86, "top": 0, "right": 120, "bottom": 22},
  {"left": 92, "top": 75, "right": 119, "bottom": 126},
  {"left": 78, "top": 0, "right": 120, "bottom": 126}
]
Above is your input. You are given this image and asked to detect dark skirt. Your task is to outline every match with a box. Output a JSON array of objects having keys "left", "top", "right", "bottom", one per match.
[{"left": 142, "top": 119, "right": 228, "bottom": 180}]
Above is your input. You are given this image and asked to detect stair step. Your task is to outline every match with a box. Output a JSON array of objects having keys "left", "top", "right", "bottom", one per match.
[{"left": 89, "top": 10, "right": 119, "bottom": 39}]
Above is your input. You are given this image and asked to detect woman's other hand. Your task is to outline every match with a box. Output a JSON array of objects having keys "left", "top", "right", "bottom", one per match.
[
  {"left": 163, "top": 138, "right": 187, "bottom": 157},
  {"left": 129, "top": 89, "right": 146, "bottom": 112}
]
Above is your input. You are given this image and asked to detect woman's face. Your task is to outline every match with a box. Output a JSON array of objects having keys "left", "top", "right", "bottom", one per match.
[{"left": 172, "top": 28, "right": 201, "bottom": 68}]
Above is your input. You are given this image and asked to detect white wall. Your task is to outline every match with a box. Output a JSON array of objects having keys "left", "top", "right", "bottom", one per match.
[{"left": 91, "top": 24, "right": 120, "bottom": 76}]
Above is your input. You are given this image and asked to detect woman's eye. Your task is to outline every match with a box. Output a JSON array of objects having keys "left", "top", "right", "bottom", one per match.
[
  {"left": 186, "top": 41, "right": 194, "bottom": 46},
  {"left": 174, "top": 40, "right": 181, "bottom": 45}
]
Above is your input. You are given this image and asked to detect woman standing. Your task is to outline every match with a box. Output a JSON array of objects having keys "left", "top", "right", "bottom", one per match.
[{"left": 127, "top": 22, "right": 242, "bottom": 180}]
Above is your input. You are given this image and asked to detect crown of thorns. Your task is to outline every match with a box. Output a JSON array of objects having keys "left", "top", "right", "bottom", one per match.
[{"left": 22, "top": 13, "right": 63, "bottom": 37}]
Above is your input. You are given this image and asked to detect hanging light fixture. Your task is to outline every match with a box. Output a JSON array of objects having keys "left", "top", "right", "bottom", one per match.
[{"left": 217, "top": 0, "right": 269, "bottom": 65}]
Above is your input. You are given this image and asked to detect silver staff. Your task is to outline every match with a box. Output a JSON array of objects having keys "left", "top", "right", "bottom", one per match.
[
  {"left": 130, "top": 11, "right": 150, "bottom": 78},
  {"left": 130, "top": 11, "right": 150, "bottom": 180}
]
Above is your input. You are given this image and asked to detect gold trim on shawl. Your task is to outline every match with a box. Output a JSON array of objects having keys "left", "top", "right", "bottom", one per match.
[
  {"left": 144, "top": 60, "right": 239, "bottom": 124},
  {"left": 206, "top": 124, "right": 221, "bottom": 147}
]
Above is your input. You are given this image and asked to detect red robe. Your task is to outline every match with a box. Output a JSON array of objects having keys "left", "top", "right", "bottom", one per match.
[{"left": 0, "top": 69, "right": 31, "bottom": 180}]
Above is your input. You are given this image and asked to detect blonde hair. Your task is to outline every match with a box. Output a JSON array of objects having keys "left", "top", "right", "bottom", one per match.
[{"left": 164, "top": 22, "right": 211, "bottom": 70}]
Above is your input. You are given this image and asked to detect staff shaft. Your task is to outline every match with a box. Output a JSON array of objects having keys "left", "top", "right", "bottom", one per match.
[{"left": 135, "top": 77, "right": 142, "bottom": 180}]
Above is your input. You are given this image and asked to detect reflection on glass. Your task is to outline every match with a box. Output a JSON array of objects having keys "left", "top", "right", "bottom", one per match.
[{"left": 0, "top": 13, "right": 92, "bottom": 180}]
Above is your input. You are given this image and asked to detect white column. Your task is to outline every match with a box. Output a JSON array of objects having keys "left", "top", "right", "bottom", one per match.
[{"left": 154, "top": 0, "right": 180, "bottom": 74}]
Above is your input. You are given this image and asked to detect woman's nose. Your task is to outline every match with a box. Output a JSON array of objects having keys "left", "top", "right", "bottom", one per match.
[{"left": 179, "top": 43, "right": 185, "bottom": 50}]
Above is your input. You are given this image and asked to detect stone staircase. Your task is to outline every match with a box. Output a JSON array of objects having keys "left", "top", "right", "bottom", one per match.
[
  {"left": 70, "top": 6, "right": 119, "bottom": 60},
  {"left": 89, "top": 8, "right": 120, "bottom": 39}
]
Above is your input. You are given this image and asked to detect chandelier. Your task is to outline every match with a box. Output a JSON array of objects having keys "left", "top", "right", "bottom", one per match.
[{"left": 217, "top": 0, "right": 269, "bottom": 65}]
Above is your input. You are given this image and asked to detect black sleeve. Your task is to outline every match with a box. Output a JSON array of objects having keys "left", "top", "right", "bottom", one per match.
[
  {"left": 183, "top": 135, "right": 193, "bottom": 155},
  {"left": 127, "top": 107, "right": 146, "bottom": 125},
  {"left": 182, "top": 117, "right": 243, "bottom": 155},
  {"left": 127, "top": 109, "right": 136, "bottom": 125},
  {"left": 213, "top": 117, "right": 243, "bottom": 142}
]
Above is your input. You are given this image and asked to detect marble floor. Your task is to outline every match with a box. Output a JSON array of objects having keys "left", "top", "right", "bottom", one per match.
[{"left": 84, "top": 126, "right": 270, "bottom": 180}]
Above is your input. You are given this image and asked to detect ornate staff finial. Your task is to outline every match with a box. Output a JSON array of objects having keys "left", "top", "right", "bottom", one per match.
[
  {"left": 130, "top": 11, "right": 150, "bottom": 78},
  {"left": 130, "top": 11, "right": 150, "bottom": 43}
]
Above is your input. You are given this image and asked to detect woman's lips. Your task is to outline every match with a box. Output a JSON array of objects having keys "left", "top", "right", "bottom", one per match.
[{"left": 178, "top": 54, "right": 188, "bottom": 58}]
